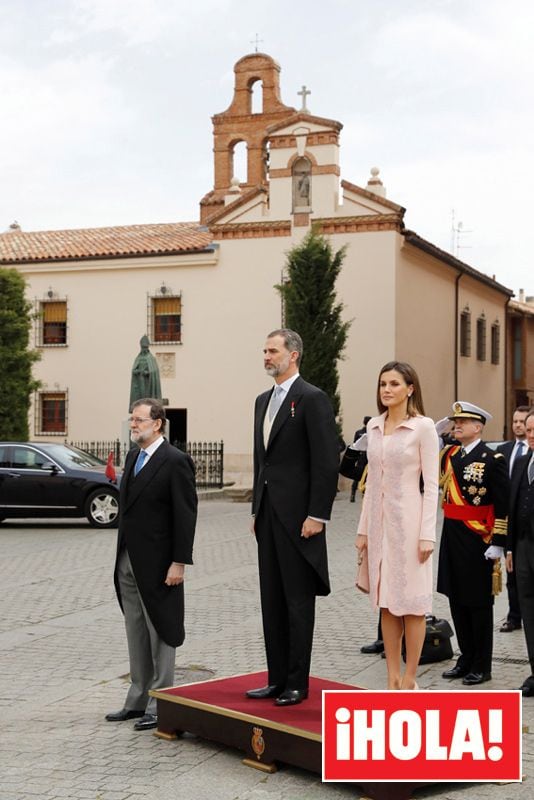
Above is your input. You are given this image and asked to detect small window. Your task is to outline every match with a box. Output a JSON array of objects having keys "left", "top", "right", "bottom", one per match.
[
  {"left": 459, "top": 308, "right": 471, "bottom": 357},
  {"left": 37, "top": 392, "right": 67, "bottom": 435},
  {"left": 476, "top": 315, "right": 486, "bottom": 361},
  {"left": 512, "top": 318, "right": 523, "bottom": 381},
  {"left": 491, "top": 322, "right": 500, "bottom": 365},
  {"left": 40, "top": 300, "right": 67, "bottom": 345},
  {"left": 151, "top": 296, "right": 182, "bottom": 344}
]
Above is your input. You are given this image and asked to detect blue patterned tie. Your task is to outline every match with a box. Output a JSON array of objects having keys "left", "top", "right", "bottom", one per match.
[{"left": 134, "top": 449, "right": 147, "bottom": 476}]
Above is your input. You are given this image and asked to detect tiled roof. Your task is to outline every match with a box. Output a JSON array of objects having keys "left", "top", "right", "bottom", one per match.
[{"left": 0, "top": 222, "right": 214, "bottom": 263}]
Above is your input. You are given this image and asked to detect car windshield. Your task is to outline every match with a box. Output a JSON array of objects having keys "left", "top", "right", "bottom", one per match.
[{"left": 44, "top": 444, "right": 107, "bottom": 468}]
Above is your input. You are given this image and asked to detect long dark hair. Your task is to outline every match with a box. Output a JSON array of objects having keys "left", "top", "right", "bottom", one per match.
[{"left": 376, "top": 361, "right": 425, "bottom": 417}]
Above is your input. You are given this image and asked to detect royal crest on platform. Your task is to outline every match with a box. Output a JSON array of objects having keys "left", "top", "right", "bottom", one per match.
[{"left": 252, "top": 726, "right": 266, "bottom": 759}]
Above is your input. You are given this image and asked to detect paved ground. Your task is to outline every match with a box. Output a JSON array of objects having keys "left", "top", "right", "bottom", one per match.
[{"left": 0, "top": 493, "right": 531, "bottom": 800}]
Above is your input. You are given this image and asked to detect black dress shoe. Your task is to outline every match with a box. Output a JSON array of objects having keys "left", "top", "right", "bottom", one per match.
[
  {"left": 500, "top": 620, "right": 522, "bottom": 632},
  {"left": 462, "top": 672, "right": 492, "bottom": 686},
  {"left": 105, "top": 708, "right": 145, "bottom": 722},
  {"left": 360, "top": 640, "right": 384, "bottom": 655},
  {"left": 133, "top": 713, "right": 158, "bottom": 731},
  {"left": 275, "top": 689, "right": 308, "bottom": 706},
  {"left": 245, "top": 684, "right": 282, "bottom": 699},
  {"left": 442, "top": 665, "right": 469, "bottom": 679}
]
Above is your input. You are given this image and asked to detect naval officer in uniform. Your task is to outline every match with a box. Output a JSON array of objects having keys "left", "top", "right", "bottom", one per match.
[{"left": 438, "top": 402, "right": 509, "bottom": 686}]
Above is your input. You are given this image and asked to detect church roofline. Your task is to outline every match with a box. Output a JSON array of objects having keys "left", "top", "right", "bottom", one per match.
[
  {"left": 267, "top": 112, "right": 343, "bottom": 135},
  {"left": 509, "top": 297, "right": 534, "bottom": 316},
  {"left": 0, "top": 222, "right": 214, "bottom": 264},
  {"left": 403, "top": 230, "right": 513, "bottom": 297},
  {"left": 341, "top": 179, "right": 405, "bottom": 214},
  {"left": 234, "top": 52, "right": 281, "bottom": 71},
  {"left": 203, "top": 186, "right": 268, "bottom": 225}
]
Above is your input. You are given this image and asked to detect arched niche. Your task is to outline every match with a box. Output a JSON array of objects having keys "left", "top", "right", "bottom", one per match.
[{"left": 292, "top": 156, "right": 312, "bottom": 210}]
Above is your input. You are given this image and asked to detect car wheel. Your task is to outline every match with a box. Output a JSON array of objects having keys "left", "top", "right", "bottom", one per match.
[{"left": 85, "top": 488, "right": 119, "bottom": 528}]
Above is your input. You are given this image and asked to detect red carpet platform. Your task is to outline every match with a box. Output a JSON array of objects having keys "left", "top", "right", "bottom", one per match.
[{"left": 151, "top": 671, "right": 428, "bottom": 800}]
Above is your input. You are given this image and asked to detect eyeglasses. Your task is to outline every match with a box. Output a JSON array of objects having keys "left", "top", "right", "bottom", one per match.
[{"left": 128, "top": 416, "right": 153, "bottom": 424}]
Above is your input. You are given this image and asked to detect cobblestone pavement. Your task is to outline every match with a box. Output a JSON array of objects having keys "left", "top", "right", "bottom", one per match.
[{"left": 0, "top": 494, "right": 531, "bottom": 800}]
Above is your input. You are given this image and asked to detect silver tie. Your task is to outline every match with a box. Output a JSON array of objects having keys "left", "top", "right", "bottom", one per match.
[
  {"left": 528, "top": 455, "right": 534, "bottom": 485},
  {"left": 269, "top": 386, "right": 284, "bottom": 422}
]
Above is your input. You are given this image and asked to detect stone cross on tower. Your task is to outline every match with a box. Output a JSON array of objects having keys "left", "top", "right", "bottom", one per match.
[
  {"left": 297, "top": 85, "right": 311, "bottom": 112},
  {"left": 250, "top": 33, "right": 263, "bottom": 53}
]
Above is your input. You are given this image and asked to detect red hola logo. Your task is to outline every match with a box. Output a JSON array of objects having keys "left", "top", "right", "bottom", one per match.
[{"left": 322, "top": 690, "right": 522, "bottom": 782}]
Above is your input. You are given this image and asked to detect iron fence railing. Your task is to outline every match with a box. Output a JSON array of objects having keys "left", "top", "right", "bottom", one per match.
[{"left": 67, "top": 439, "right": 224, "bottom": 489}]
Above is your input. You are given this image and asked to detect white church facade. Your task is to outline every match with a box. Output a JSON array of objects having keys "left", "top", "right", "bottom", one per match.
[{"left": 0, "top": 53, "right": 512, "bottom": 479}]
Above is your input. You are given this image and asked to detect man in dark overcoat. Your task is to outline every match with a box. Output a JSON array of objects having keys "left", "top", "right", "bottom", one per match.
[
  {"left": 496, "top": 405, "right": 530, "bottom": 632},
  {"left": 438, "top": 401, "right": 509, "bottom": 686},
  {"left": 106, "top": 398, "right": 197, "bottom": 730},
  {"left": 246, "top": 329, "right": 339, "bottom": 706},
  {"left": 505, "top": 409, "right": 534, "bottom": 695}
]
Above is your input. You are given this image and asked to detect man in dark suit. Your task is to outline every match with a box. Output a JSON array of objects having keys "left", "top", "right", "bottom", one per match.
[
  {"left": 497, "top": 405, "right": 530, "bottom": 632},
  {"left": 106, "top": 398, "right": 197, "bottom": 730},
  {"left": 438, "top": 401, "right": 509, "bottom": 686},
  {"left": 506, "top": 409, "right": 534, "bottom": 695},
  {"left": 246, "top": 329, "right": 339, "bottom": 706}
]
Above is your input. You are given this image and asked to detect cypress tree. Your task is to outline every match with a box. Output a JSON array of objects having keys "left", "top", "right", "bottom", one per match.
[
  {"left": 0, "top": 269, "right": 40, "bottom": 440},
  {"left": 277, "top": 227, "right": 351, "bottom": 422}
]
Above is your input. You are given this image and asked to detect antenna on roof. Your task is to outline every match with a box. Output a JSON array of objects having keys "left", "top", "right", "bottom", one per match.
[{"left": 451, "top": 209, "right": 472, "bottom": 257}]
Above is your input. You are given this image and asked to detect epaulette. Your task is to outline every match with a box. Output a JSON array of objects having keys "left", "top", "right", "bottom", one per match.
[{"left": 493, "top": 452, "right": 505, "bottom": 459}]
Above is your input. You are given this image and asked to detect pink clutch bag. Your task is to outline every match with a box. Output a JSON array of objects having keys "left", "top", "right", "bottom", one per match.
[{"left": 356, "top": 548, "right": 370, "bottom": 594}]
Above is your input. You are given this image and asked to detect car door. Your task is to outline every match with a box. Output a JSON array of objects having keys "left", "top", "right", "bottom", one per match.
[
  {"left": 0, "top": 445, "right": 15, "bottom": 514},
  {"left": 5, "top": 445, "right": 73, "bottom": 515}
]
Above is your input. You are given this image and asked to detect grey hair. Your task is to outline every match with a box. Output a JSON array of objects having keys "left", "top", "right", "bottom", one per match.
[
  {"left": 267, "top": 328, "right": 303, "bottom": 366},
  {"left": 131, "top": 397, "right": 167, "bottom": 433}
]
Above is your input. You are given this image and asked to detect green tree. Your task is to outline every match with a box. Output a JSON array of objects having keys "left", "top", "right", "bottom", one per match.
[
  {"left": 277, "top": 227, "right": 351, "bottom": 422},
  {"left": 0, "top": 269, "right": 40, "bottom": 440}
]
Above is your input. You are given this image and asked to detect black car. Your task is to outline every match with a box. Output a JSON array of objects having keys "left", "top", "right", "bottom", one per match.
[{"left": 0, "top": 442, "right": 121, "bottom": 528}]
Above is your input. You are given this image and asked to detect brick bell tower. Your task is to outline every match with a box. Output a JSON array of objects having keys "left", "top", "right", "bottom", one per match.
[{"left": 200, "top": 53, "right": 296, "bottom": 225}]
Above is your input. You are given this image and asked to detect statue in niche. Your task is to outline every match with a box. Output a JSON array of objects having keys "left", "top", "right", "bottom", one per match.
[
  {"left": 129, "top": 335, "right": 162, "bottom": 409},
  {"left": 292, "top": 157, "right": 312, "bottom": 209}
]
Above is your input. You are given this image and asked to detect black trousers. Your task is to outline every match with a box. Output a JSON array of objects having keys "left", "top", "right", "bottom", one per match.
[
  {"left": 515, "top": 537, "right": 534, "bottom": 674},
  {"left": 449, "top": 599, "right": 493, "bottom": 675},
  {"left": 505, "top": 568, "right": 522, "bottom": 625},
  {"left": 255, "top": 496, "right": 317, "bottom": 691}
]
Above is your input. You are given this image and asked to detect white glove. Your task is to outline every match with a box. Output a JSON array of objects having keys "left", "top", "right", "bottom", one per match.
[
  {"left": 484, "top": 545, "right": 504, "bottom": 560},
  {"left": 435, "top": 417, "right": 453, "bottom": 436},
  {"left": 349, "top": 433, "right": 368, "bottom": 451}
]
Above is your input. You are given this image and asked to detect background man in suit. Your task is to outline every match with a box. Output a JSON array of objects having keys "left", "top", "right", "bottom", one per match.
[
  {"left": 247, "top": 329, "right": 339, "bottom": 706},
  {"left": 438, "top": 402, "right": 509, "bottom": 686},
  {"left": 497, "top": 405, "right": 530, "bottom": 632},
  {"left": 106, "top": 398, "right": 197, "bottom": 730},
  {"left": 506, "top": 409, "right": 534, "bottom": 695}
]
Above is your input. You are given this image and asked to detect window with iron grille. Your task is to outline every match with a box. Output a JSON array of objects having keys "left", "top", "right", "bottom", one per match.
[
  {"left": 35, "top": 391, "right": 67, "bottom": 435},
  {"left": 491, "top": 321, "right": 500, "bottom": 365},
  {"left": 149, "top": 295, "right": 182, "bottom": 344},
  {"left": 512, "top": 318, "right": 523, "bottom": 381},
  {"left": 459, "top": 308, "right": 471, "bottom": 357},
  {"left": 476, "top": 315, "right": 486, "bottom": 361},
  {"left": 38, "top": 300, "right": 68, "bottom": 346}
]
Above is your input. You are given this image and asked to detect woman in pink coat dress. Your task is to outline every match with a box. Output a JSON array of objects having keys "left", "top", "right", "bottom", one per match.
[{"left": 356, "top": 362, "right": 439, "bottom": 690}]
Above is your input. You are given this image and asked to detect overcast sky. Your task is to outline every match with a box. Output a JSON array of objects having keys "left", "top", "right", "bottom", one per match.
[{"left": 1, "top": 0, "right": 532, "bottom": 293}]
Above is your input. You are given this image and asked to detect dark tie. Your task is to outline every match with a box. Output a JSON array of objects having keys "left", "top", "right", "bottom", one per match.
[
  {"left": 134, "top": 449, "right": 147, "bottom": 476},
  {"left": 460, "top": 447, "right": 466, "bottom": 458},
  {"left": 528, "top": 456, "right": 534, "bottom": 486},
  {"left": 510, "top": 441, "right": 526, "bottom": 475}
]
